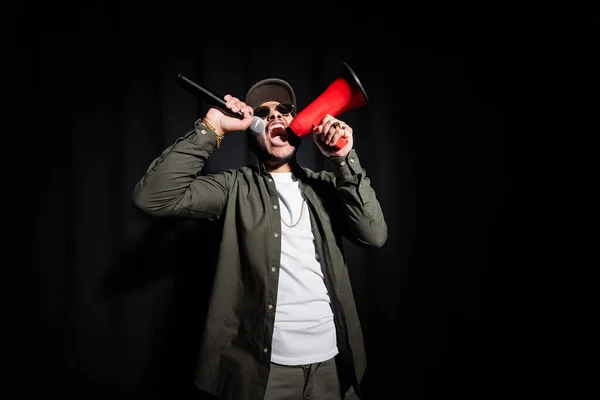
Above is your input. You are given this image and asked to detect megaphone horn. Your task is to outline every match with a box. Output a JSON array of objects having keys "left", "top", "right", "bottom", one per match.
[{"left": 289, "top": 62, "right": 369, "bottom": 150}]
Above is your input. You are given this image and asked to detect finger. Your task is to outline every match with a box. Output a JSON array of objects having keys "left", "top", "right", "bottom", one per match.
[
  {"left": 324, "top": 120, "right": 338, "bottom": 137},
  {"left": 329, "top": 122, "right": 340, "bottom": 139},
  {"left": 314, "top": 127, "right": 328, "bottom": 145},
  {"left": 320, "top": 114, "right": 334, "bottom": 124},
  {"left": 323, "top": 126, "right": 335, "bottom": 145},
  {"left": 323, "top": 119, "right": 337, "bottom": 134},
  {"left": 330, "top": 129, "right": 345, "bottom": 146},
  {"left": 329, "top": 135, "right": 338, "bottom": 147},
  {"left": 328, "top": 121, "right": 345, "bottom": 145},
  {"left": 231, "top": 100, "right": 246, "bottom": 114},
  {"left": 321, "top": 114, "right": 335, "bottom": 131},
  {"left": 336, "top": 121, "right": 351, "bottom": 137},
  {"left": 225, "top": 97, "right": 239, "bottom": 108},
  {"left": 240, "top": 104, "right": 253, "bottom": 117},
  {"left": 331, "top": 125, "right": 342, "bottom": 144}
]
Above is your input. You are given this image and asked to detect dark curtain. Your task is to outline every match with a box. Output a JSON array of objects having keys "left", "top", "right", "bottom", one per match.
[{"left": 7, "top": 5, "right": 517, "bottom": 399}]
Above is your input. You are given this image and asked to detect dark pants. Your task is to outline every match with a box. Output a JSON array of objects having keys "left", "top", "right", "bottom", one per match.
[
  {"left": 192, "top": 357, "right": 360, "bottom": 400},
  {"left": 264, "top": 358, "right": 344, "bottom": 400}
]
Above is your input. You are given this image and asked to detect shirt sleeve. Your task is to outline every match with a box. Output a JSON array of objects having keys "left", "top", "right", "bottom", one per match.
[
  {"left": 131, "top": 119, "right": 230, "bottom": 220},
  {"left": 328, "top": 149, "right": 388, "bottom": 248}
]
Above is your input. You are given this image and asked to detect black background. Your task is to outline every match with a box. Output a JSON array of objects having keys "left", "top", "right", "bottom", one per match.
[{"left": 5, "top": 3, "right": 539, "bottom": 399}]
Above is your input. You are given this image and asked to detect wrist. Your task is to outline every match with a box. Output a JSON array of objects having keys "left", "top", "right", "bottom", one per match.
[
  {"left": 201, "top": 118, "right": 224, "bottom": 148},
  {"left": 328, "top": 149, "right": 351, "bottom": 159}
]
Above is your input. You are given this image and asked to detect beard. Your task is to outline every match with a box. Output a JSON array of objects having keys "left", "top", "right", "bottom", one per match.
[{"left": 250, "top": 131, "right": 300, "bottom": 167}]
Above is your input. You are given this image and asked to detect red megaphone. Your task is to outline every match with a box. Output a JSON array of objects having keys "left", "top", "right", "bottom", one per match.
[{"left": 289, "top": 62, "right": 370, "bottom": 150}]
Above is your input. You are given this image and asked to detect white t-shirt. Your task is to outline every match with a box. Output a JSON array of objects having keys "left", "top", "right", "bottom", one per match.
[{"left": 269, "top": 172, "right": 338, "bottom": 365}]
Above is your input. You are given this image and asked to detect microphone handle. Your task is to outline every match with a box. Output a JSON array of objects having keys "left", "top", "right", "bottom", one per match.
[{"left": 176, "top": 73, "right": 244, "bottom": 119}]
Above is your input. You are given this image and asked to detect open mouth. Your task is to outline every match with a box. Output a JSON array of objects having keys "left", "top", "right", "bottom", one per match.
[{"left": 268, "top": 121, "right": 289, "bottom": 147}]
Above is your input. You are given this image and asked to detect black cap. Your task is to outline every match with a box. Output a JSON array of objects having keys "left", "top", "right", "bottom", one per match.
[{"left": 245, "top": 78, "right": 297, "bottom": 110}]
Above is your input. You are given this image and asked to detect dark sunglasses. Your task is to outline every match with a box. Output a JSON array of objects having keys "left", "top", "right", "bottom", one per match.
[{"left": 253, "top": 103, "right": 294, "bottom": 118}]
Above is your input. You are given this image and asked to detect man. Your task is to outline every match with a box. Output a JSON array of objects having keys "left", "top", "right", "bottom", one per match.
[{"left": 132, "top": 76, "right": 387, "bottom": 399}]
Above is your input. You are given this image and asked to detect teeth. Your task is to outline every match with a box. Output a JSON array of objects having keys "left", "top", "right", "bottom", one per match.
[{"left": 269, "top": 123, "right": 285, "bottom": 134}]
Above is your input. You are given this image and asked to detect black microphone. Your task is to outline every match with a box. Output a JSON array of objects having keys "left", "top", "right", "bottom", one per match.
[{"left": 176, "top": 73, "right": 264, "bottom": 135}]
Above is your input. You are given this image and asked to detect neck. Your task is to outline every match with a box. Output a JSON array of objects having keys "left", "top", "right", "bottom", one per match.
[{"left": 266, "top": 162, "right": 292, "bottom": 173}]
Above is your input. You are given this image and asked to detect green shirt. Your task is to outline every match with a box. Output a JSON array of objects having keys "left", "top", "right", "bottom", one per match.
[{"left": 132, "top": 120, "right": 387, "bottom": 399}]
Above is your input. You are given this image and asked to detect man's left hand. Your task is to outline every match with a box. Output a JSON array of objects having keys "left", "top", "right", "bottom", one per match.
[{"left": 312, "top": 114, "right": 353, "bottom": 158}]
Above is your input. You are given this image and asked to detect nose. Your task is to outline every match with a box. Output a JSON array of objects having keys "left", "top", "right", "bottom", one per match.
[{"left": 267, "top": 109, "right": 284, "bottom": 121}]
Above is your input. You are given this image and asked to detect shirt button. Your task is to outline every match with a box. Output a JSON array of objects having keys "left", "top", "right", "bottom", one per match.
[
  {"left": 263, "top": 348, "right": 269, "bottom": 353},
  {"left": 200, "top": 129, "right": 207, "bottom": 135},
  {"left": 340, "top": 161, "right": 346, "bottom": 166},
  {"left": 268, "top": 304, "right": 273, "bottom": 310},
  {"left": 274, "top": 233, "right": 279, "bottom": 238},
  {"left": 268, "top": 178, "right": 272, "bottom": 182},
  {"left": 349, "top": 158, "right": 354, "bottom": 163},
  {"left": 271, "top": 267, "right": 276, "bottom": 272},
  {"left": 273, "top": 205, "right": 278, "bottom": 209}
]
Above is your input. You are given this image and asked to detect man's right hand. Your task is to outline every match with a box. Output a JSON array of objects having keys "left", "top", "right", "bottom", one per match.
[{"left": 204, "top": 95, "right": 256, "bottom": 137}]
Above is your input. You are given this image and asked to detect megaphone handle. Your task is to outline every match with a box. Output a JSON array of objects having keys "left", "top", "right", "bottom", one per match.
[{"left": 334, "top": 137, "right": 348, "bottom": 150}]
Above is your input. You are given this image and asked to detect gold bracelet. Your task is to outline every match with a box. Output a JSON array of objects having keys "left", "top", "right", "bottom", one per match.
[{"left": 201, "top": 118, "right": 223, "bottom": 148}]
